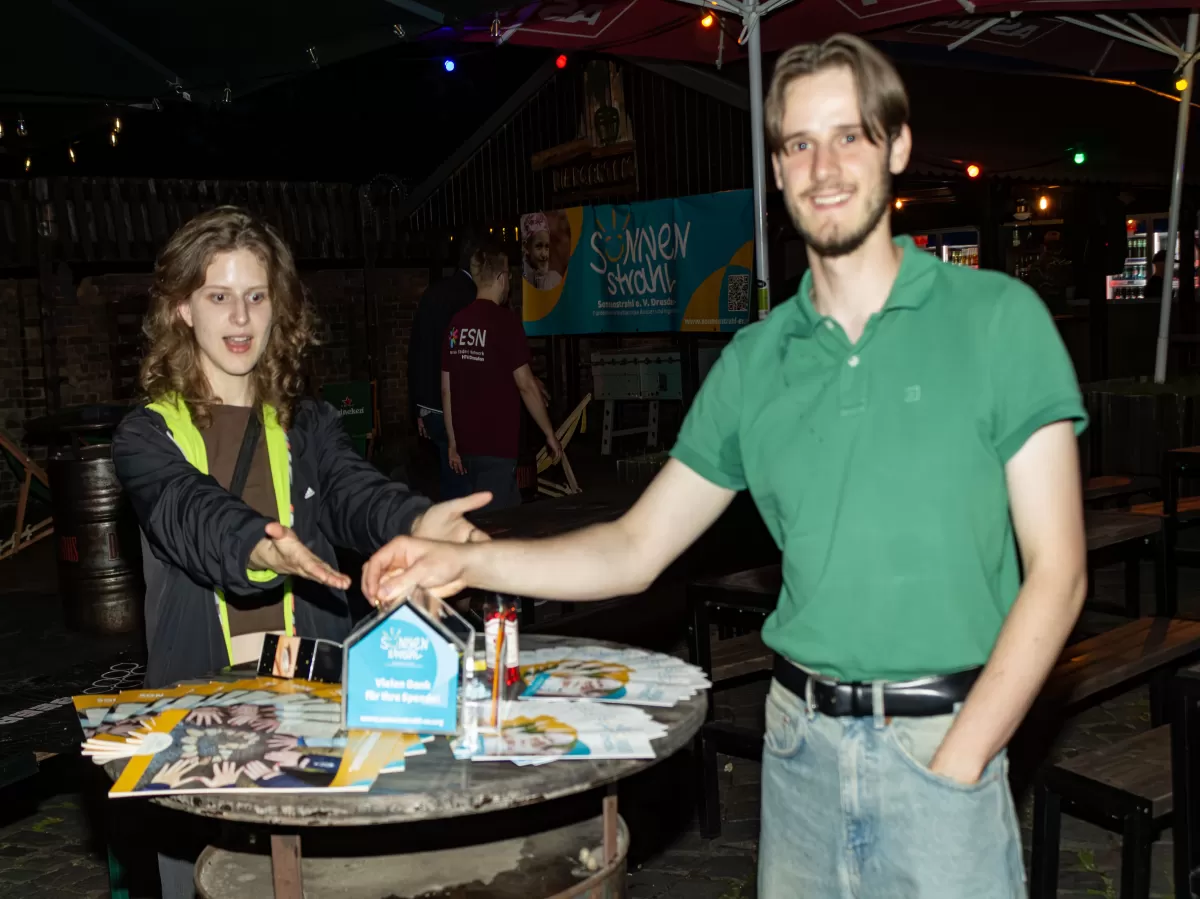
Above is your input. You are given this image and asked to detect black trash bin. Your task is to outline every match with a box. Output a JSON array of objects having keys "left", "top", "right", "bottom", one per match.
[{"left": 48, "top": 444, "right": 144, "bottom": 635}]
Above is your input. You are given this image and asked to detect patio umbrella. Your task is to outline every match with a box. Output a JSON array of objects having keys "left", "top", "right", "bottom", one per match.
[{"left": 461, "top": 1, "right": 1200, "bottom": 378}]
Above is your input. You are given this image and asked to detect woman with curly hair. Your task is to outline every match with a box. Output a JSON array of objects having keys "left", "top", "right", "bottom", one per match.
[
  {"left": 113, "top": 206, "right": 489, "bottom": 894},
  {"left": 114, "top": 206, "right": 488, "bottom": 688}
]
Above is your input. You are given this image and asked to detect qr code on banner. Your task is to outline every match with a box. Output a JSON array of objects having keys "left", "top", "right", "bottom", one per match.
[{"left": 727, "top": 274, "right": 750, "bottom": 312}]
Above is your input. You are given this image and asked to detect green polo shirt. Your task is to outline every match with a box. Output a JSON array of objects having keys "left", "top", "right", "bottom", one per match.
[{"left": 671, "top": 236, "right": 1087, "bottom": 682}]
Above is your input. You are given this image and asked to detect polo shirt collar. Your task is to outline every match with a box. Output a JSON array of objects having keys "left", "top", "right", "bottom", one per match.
[{"left": 785, "top": 234, "right": 937, "bottom": 338}]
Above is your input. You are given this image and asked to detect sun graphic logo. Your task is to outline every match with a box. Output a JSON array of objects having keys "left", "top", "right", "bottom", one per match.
[
  {"left": 379, "top": 625, "right": 429, "bottom": 661},
  {"left": 448, "top": 328, "right": 459, "bottom": 348},
  {"left": 593, "top": 207, "right": 632, "bottom": 263}
]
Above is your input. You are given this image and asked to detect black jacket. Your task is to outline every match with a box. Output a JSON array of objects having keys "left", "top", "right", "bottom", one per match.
[
  {"left": 112, "top": 398, "right": 430, "bottom": 688},
  {"left": 407, "top": 270, "right": 476, "bottom": 418}
]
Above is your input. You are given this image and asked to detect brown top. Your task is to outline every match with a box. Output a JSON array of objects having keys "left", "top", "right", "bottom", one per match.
[{"left": 200, "top": 404, "right": 285, "bottom": 637}]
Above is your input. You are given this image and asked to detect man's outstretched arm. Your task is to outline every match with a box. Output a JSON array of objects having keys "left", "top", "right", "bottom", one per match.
[{"left": 362, "top": 459, "right": 736, "bottom": 605}]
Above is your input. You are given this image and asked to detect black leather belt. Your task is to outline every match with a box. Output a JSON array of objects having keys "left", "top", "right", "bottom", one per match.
[{"left": 772, "top": 655, "right": 982, "bottom": 718}]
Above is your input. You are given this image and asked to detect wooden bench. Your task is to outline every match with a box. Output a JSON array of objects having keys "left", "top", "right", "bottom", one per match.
[
  {"left": 1030, "top": 727, "right": 1171, "bottom": 899},
  {"left": 1009, "top": 617, "right": 1200, "bottom": 803},
  {"left": 686, "top": 565, "right": 780, "bottom": 838},
  {"left": 1085, "top": 510, "right": 1163, "bottom": 618},
  {"left": 1127, "top": 446, "right": 1200, "bottom": 615},
  {"left": 1086, "top": 475, "right": 1159, "bottom": 509},
  {"left": 708, "top": 631, "right": 771, "bottom": 685},
  {"left": 1040, "top": 617, "right": 1200, "bottom": 718}
]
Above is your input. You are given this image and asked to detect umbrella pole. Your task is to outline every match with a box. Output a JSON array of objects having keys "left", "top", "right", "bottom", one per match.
[
  {"left": 746, "top": 0, "right": 771, "bottom": 319},
  {"left": 1153, "top": 11, "right": 1199, "bottom": 383}
]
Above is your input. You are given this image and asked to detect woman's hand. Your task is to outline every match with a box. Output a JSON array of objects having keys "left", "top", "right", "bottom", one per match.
[
  {"left": 248, "top": 521, "right": 352, "bottom": 590},
  {"left": 448, "top": 444, "right": 466, "bottom": 475},
  {"left": 409, "top": 493, "right": 493, "bottom": 545}
]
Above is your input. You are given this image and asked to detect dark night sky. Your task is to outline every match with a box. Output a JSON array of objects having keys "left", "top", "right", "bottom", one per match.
[{"left": 0, "top": 41, "right": 549, "bottom": 184}]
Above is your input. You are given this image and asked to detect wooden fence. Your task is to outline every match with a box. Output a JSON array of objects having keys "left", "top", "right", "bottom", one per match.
[{"left": 0, "top": 176, "right": 431, "bottom": 269}]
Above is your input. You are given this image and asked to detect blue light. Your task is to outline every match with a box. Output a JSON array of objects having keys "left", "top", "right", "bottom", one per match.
[{"left": 443, "top": 59, "right": 456, "bottom": 72}]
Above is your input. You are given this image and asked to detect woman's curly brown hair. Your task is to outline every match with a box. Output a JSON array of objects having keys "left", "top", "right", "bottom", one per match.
[{"left": 140, "top": 206, "right": 317, "bottom": 430}]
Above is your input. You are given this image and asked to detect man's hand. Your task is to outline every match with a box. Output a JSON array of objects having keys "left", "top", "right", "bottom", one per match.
[
  {"left": 409, "top": 492, "right": 493, "bottom": 544},
  {"left": 448, "top": 444, "right": 466, "bottom": 475},
  {"left": 928, "top": 750, "right": 985, "bottom": 786},
  {"left": 417, "top": 416, "right": 428, "bottom": 439},
  {"left": 361, "top": 536, "right": 473, "bottom": 608},
  {"left": 544, "top": 433, "right": 563, "bottom": 464},
  {"left": 248, "top": 521, "right": 352, "bottom": 590}
]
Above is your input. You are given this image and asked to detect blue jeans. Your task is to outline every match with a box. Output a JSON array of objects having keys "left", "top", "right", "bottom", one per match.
[
  {"left": 758, "top": 678, "right": 1026, "bottom": 899},
  {"left": 460, "top": 455, "right": 522, "bottom": 512},
  {"left": 420, "top": 410, "right": 470, "bottom": 501}
]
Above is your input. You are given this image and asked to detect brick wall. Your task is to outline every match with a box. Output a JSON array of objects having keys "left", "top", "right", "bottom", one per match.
[
  {"left": 369, "top": 268, "right": 429, "bottom": 444},
  {"left": 0, "top": 265, "right": 428, "bottom": 513}
]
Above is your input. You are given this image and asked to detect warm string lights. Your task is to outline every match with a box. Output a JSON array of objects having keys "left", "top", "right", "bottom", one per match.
[{"left": 3, "top": 114, "right": 124, "bottom": 173}]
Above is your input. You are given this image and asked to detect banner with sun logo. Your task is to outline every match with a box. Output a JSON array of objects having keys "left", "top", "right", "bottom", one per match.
[{"left": 520, "top": 190, "right": 753, "bottom": 335}]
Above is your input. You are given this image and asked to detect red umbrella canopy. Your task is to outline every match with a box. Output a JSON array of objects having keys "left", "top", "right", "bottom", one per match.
[{"left": 459, "top": 0, "right": 1195, "bottom": 73}]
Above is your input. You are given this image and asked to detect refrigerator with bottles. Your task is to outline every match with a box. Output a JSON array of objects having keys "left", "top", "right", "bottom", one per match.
[
  {"left": 911, "top": 227, "right": 979, "bottom": 268},
  {"left": 1106, "top": 213, "right": 1200, "bottom": 301}
]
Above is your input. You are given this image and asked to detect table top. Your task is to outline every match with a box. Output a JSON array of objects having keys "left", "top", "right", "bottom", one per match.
[
  {"left": 108, "top": 636, "right": 706, "bottom": 828},
  {"left": 471, "top": 489, "right": 638, "bottom": 540}
]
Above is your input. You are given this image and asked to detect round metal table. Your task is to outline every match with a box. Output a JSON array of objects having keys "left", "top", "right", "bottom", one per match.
[{"left": 107, "top": 636, "right": 707, "bottom": 898}]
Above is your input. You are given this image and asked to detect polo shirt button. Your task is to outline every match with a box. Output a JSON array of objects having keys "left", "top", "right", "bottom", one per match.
[
  {"left": 848, "top": 355, "right": 860, "bottom": 368},
  {"left": 824, "top": 320, "right": 835, "bottom": 330}
]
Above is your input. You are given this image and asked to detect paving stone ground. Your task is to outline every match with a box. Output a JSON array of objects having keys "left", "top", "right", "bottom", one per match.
[{"left": 0, "top": 550, "right": 1189, "bottom": 897}]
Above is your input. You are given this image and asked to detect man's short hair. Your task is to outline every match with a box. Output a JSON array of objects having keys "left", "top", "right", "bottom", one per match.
[
  {"left": 469, "top": 242, "right": 509, "bottom": 284},
  {"left": 765, "top": 34, "right": 909, "bottom": 152}
]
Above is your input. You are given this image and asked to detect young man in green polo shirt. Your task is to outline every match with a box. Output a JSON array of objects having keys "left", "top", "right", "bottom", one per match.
[{"left": 363, "top": 34, "right": 1087, "bottom": 896}]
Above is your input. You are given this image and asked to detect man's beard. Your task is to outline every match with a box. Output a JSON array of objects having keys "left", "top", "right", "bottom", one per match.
[{"left": 786, "top": 168, "right": 892, "bottom": 259}]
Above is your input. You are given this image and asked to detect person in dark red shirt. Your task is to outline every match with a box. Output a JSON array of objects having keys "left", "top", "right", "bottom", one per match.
[{"left": 441, "top": 245, "right": 561, "bottom": 510}]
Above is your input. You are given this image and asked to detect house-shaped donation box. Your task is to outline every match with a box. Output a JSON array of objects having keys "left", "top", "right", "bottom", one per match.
[{"left": 342, "top": 599, "right": 475, "bottom": 736}]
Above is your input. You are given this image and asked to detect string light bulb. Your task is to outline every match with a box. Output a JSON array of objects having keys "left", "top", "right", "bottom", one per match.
[
  {"left": 1038, "top": 195, "right": 1050, "bottom": 212},
  {"left": 24, "top": 157, "right": 30, "bottom": 173},
  {"left": 0, "top": 122, "right": 4, "bottom": 140},
  {"left": 110, "top": 131, "right": 118, "bottom": 147},
  {"left": 16, "top": 115, "right": 27, "bottom": 138},
  {"left": 894, "top": 198, "right": 904, "bottom": 210},
  {"left": 701, "top": 11, "right": 715, "bottom": 27},
  {"left": 556, "top": 54, "right": 568, "bottom": 69},
  {"left": 112, "top": 117, "right": 122, "bottom": 134},
  {"left": 1073, "top": 151, "right": 1086, "bottom": 165},
  {"left": 443, "top": 58, "right": 456, "bottom": 72},
  {"left": 490, "top": 14, "right": 501, "bottom": 37},
  {"left": 68, "top": 146, "right": 76, "bottom": 163},
  {"left": 966, "top": 163, "right": 981, "bottom": 178},
  {"left": 1178, "top": 77, "right": 1190, "bottom": 92},
  {"left": 392, "top": 23, "right": 405, "bottom": 38}
]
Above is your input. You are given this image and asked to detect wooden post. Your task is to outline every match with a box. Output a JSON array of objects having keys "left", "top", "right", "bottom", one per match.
[
  {"left": 602, "top": 783, "right": 619, "bottom": 864},
  {"left": 270, "top": 834, "right": 303, "bottom": 899}
]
